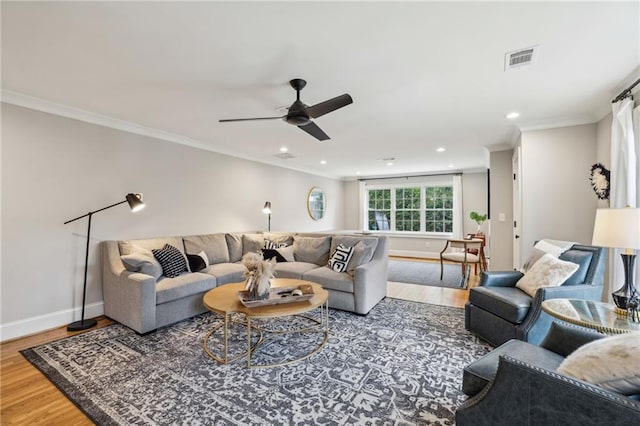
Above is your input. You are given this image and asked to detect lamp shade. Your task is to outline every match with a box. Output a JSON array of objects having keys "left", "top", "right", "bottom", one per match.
[
  {"left": 126, "top": 193, "right": 145, "bottom": 212},
  {"left": 262, "top": 201, "right": 272, "bottom": 214},
  {"left": 592, "top": 208, "right": 640, "bottom": 250}
]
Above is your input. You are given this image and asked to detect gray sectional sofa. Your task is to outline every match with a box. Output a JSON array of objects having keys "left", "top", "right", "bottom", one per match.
[{"left": 101, "top": 232, "right": 388, "bottom": 334}]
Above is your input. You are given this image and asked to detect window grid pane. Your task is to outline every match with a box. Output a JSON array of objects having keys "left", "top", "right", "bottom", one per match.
[
  {"left": 367, "top": 189, "right": 391, "bottom": 230},
  {"left": 424, "top": 186, "right": 454, "bottom": 234}
]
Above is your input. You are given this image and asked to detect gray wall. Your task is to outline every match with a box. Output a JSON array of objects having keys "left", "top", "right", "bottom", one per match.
[
  {"left": 1, "top": 104, "right": 344, "bottom": 340},
  {"left": 519, "top": 124, "right": 598, "bottom": 264},
  {"left": 488, "top": 150, "right": 514, "bottom": 270}
]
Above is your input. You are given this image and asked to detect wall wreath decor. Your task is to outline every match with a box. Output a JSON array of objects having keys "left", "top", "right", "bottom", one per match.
[{"left": 589, "top": 163, "right": 610, "bottom": 200}]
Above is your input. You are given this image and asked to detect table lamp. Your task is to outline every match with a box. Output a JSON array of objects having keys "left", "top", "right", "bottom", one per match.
[{"left": 592, "top": 207, "right": 640, "bottom": 313}]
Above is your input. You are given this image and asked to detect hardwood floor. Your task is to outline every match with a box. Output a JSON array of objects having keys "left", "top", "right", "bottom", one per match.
[{"left": 0, "top": 257, "right": 477, "bottom": 425}]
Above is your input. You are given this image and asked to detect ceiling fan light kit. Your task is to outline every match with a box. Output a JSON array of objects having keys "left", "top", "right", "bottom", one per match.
[{"left": 220, "top": 78, "right": 353, "bottom": 141}]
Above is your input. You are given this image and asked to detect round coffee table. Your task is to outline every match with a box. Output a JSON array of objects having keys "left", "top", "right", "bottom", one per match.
[
  {"left": 202, "top": 278, "right": 329, "bottom": 368},
  {"left": 542, "top": 298, "right": 640, "bottom": 334}
]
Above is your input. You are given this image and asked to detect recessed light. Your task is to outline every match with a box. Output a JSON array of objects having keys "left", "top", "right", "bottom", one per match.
[
  {"left": 320, "top": 160, "right": 327, "bottom": 165},
  {"left": 386, "top": 162, "right": 393, "bottom": 166},
  {"left": 355, "top": 171, "right": 361, "bottom": 175},
  {"left": 436, "top": 147, "right": 446, "bottom": 153},
  {"left": 506, "top": 112, "right": 520, "bottom": 119},
  {"left": 280, "top": 146, "right": 288, "bottom": 152},
  {"left": 448, "top": 164, "right": 455, "bottom": 168}
]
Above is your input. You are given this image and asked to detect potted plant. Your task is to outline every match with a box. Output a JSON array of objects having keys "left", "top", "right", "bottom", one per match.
[{"left": 470, "top": 211, "right": 487, "bottom": 233}]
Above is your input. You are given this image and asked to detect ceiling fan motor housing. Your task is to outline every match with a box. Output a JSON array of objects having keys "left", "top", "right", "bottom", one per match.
[{"left": 285, "top": 99, "right": 311, "bottom": 126}]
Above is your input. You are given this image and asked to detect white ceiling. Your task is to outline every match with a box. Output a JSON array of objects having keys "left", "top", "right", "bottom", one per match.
[{"left": 2, "top": 1, "right": 639, "bottom": 179}]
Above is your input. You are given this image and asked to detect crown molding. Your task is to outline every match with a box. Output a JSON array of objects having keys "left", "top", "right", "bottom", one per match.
[{"left": 1, "top": 90, "right": 341, "bottom": 180}]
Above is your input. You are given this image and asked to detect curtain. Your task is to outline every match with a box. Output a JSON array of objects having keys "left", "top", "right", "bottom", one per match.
[
  {"left": 608, "top": 97, "right": 639, "bottom": 300},
  {"left": 611, "top": 98, "right": 637, "bottom": 208},
  {"left": 452, "top": 175, "right": 463, "bottom": 239}
]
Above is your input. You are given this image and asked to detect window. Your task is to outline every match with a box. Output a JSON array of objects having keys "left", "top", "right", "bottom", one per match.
[
  {"left": 425, "top": 186, "right": 453, "bottom": 233},
  {"left": 367, "top": 189, "right": 391, "bottom": 230},
  {"left": 395, "top": 187, "right": 421, "bottom": 231},
  {"left": 363, "top": 178, "right": 459, "bottom": 235}
]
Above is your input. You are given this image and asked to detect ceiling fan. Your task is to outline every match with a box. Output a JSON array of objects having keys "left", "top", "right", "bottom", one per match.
[{"left": 219, "top": 78, "right": 353, "bottom": 141}]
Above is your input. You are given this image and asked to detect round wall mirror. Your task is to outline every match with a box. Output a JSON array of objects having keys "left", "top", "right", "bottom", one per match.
[{"left": 307, "top": 187, "right": 326, "bottom": 221}]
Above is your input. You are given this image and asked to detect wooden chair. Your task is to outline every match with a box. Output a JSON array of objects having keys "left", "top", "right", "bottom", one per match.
[
  {"left": 466, "top": 233, "right": 488, "bottom": 273},
  {"left": 440, "top": 239, "right": 484, "bottom": 281}
]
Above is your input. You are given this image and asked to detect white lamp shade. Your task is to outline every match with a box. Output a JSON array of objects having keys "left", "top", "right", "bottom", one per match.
[{"left": 592, "top": 208, "right": 640, "bottom": 250}]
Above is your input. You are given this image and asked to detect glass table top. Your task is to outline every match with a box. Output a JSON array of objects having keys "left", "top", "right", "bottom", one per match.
[{"left": 542, "top": 298, "right": 640, "bottom": 334}]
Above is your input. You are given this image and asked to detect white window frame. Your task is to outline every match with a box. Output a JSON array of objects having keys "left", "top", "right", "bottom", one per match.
[{"left": 360, "top": 176, "right": 462, "bottom": 238}]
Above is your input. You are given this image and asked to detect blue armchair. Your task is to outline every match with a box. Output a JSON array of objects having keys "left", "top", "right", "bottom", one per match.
[
  {"left": 464, "top": 244, "right": 605, "bottom": 346},
  {"left": 457, "top": 323, "right": 640, "bottom": 425}
]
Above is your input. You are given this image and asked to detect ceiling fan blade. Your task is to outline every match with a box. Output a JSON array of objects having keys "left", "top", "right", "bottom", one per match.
[
  {"left": 298, "top": 121, "right": 330, "bottom": 141},
  {"left": 219, "top": 116, "right": 283, "bottom": 123},
  {"left": 306, "top": 94, "right": 353, "bottom": 118}
]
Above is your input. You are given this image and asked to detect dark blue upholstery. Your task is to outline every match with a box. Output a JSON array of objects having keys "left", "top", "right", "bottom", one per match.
[
  {"left": 465, "top": 244, "right": 605, "bottom": 346},
  {"left": 457, "top": 323, "right": 640, "bottom": 425}
]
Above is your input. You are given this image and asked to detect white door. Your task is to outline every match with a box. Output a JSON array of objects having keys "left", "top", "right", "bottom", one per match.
[{"left": 512, "top": 147, "right": 522, "bottom": 269}]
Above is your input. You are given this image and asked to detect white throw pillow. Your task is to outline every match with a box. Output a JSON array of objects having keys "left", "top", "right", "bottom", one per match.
[
  {"left": 557, "top": 332, "right": 640, "bottom": 395},
  {"left": 522, "top": 239, "right": 573, "bottom": 272},
  {"left": 515, "top": 253, "right": 579, "bottom": 297},
  {"left": 277, "top": 245, "right": 295, "bottom": 262}
]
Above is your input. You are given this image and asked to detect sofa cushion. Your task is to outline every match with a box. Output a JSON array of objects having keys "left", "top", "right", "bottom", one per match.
[
  {"left": 242, "top": 233, "right": 264, "bottom": 255},
  {"left": 120, "top": 245, "right": 163, "bottom": 279},
  {"left": 558, "top": 249, "right": 593, "bottom": 285},
  {"left": 225, "top": 233, "right": 243, "bottom": 263},
  {"left": 558, "top": 332, "right": 640, "bottom": 395},
  {"left": 348, "top": 240, "right": 378, "bottom": 275},
  {"left": 469, "top": 286, "right": 532, "bottom": 324},
  {"left": 293, "top": 236, "right": 331, "bottom": 265},
  {"left": 463, "top": 339, "right": 565, "bottom": 396},
  {"left": 303, "top": 266, "right": 354, "bottom": 293},
  {"left": 263, "top": 232, "right": 294, "bottom": 246},
  {"left": 156, "top": 272, "right": 217, "bottom": 304},
  {"left": 152, "top": 244, "right": 189, "bottom": 278},
  {"left": 184, "top": 234, "right": 230, "bottom": 265},
  {"left": 119, "top": 237, "right": 186, "bottom": 256},
  {"left": 274, "top": 262, "right": 319, "bottom": 279},
  {"left": 330, "top": 236, "right": 378, "bottom": 274},
  {"left": 516, "top": 253, "right": 579, "bottom": 297},
  {"left": 203, "top": 263, "right": 246, "bottom": 285}
]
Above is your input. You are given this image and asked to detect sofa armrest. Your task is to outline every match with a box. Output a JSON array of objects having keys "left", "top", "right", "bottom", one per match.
[
  {"left": 479, "top": 271, "right": 523, "bottom": 287},
  {"left": 352, "top": 236, "right": 388, "bottom": 314},
  {"left": 456, "top": 356, "right": 640, "bottom": 426},
  {"left": 537, "top": 283, "right": 603, "bottom": 300},
  {"left": 540, "top": 322, "right": 605, "bottom": 357},
  {"left": 101, "top": 241, "right": 158, "bottom": 333}
]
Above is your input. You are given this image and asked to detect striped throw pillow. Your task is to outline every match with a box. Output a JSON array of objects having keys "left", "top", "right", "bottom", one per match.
[{"left": 152, "top": 244, "right": 188, "bottom": 278}]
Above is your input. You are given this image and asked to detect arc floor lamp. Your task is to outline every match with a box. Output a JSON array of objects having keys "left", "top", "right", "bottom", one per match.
[{"left": 64, "top": 193, "right": 145, "bottom": 331}]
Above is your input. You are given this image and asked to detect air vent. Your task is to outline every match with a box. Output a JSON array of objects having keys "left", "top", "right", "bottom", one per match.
[
  {"left": 505, "top": 45, "right": 539, "bottom": 71},
  {"left": 273, "top": 152, "right": 295, "bottom": 159}
]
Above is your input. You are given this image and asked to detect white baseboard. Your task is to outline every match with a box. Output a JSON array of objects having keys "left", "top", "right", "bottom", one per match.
[
  {"left": 389, "top": 249, "right": 439, "bottom": 259},
  {"left": 0, "top": 302, "right": 104, "bottom": 342}
]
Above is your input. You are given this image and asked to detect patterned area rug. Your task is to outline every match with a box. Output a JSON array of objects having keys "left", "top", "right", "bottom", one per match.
[
  {"left": 22, "top": 299, "right": 492, "bottom": 425},
  {"left": 388, "top": 260, "right": 470, "bottom": 289}
]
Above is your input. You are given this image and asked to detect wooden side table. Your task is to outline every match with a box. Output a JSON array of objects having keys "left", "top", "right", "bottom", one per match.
[{"left": 541, "top": 298, "right": 640, "bottom": 334}]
